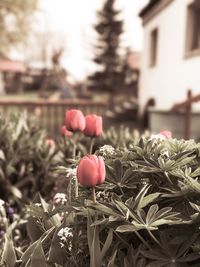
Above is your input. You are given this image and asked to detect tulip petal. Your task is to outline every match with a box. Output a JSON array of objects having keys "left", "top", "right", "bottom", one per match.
[
  {"left": 77, "top": 157, "right": 99, "bottom": 186},
  {"left": 97, "top": 156, "right": 106, "bottom": 184},
  {"left": 77, "top": 155, "right": 106, "bottom": 187}
]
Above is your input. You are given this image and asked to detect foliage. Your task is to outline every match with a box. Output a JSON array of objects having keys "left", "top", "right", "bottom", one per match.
[
  {"left": 0, "top": 0, "right": 38, "bottom": 56},
  {"left": 1, "top": 134, "right": 200, "bottom": 266},
  {"left": 0, "top": 113, "right": 61, "bottom": 206}
]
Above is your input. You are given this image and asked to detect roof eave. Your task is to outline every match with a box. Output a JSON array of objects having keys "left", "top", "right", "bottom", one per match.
[{"left": 139, "top": 0, "right": 161, "bottom": 18}]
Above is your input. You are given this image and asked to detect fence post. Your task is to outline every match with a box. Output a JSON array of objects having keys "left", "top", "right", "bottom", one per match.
[{"left": 184, "top": 89, "right": 192, "bottom": 139}]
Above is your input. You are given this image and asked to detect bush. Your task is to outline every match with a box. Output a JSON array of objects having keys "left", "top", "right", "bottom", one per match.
[
  {"left": 0, "top": 113, "right": 61, "bottom": 205},
  {"left": 1, "top": 133, "right": 200, "bottom": 266}
]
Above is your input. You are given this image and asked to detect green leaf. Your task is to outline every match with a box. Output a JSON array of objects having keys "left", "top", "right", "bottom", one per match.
[
  {"left": 90, "top": 226, "right": 101, "bottom": 267},
  {"left": 191, "top": 167, "right": 200, "bottom": 178},
  {"left": 114, "top": 159, "right": 123, "bottom": 182},
  {"left": 21, "top": 240, "right": 38, "bottom": 264},
  {"left": 86, "top": 201, "right": 120, "bottom": 217},
  {"left": 107, "top": 250, "right": 117, "bottom": 267},
  {"left": 30, "top": 240, "right": 47, "bottom": 267},
  {"left": 87, "top": 212, "right": 94, "bottom": 252},
  {"left": 48, "top": 225, "right": 68, "bottom": 265},
  {"left": 1, "top": 236, "right": 16, "bottom": 267},
  {"left": 138, "top": 193, "right": 161, "bottom": 209},
  {"left": 190, "top": 202, "right": 200, "bottom": 212},
  {"left": 21, "top": 227, "right": 55, "bottom": 264},
  {"left": 0, "top": 150, "right": 5, "bottom": 161},
  {"left": 116, "top": 224, "right": 139, "bottom": 233},
  {"left": 133, "top": 184, "right": 150, "bottom": 211},
  {"left": 101, "top": 229, "right": 113, "bottom": 259},
  {"left": 10, "top": 186, "right": 22, "bottom": 199},
  {"left": 26, "top": 217, "right": 44, "bottom": 242}
]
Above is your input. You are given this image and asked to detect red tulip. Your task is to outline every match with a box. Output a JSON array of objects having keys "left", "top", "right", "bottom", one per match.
[
  {"left": 60, "top": 125, "right": 73, "bottom": 137},
  {"left": 83, "top": 114, "right": 103, "bottom": 137},
  {"left": 159, "top": 131, "right": 172, "bottom": 138},
  {"left": 77, "top": 155, "right": 105, "bottom": 187},
  {"left": 45, "top": 139, "right": 56, "bottom": 150},
  {"left": 65, "top": 109, "right": 86, "bottom": 132}
]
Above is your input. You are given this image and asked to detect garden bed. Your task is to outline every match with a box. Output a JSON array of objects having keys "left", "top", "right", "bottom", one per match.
[{"left": 1, "top": 112, "right": 200, "bottom": 266}]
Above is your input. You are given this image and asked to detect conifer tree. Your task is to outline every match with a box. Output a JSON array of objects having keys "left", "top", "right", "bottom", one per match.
[{"left": 88, "top": 0, "right": 125, "bottom": 93}]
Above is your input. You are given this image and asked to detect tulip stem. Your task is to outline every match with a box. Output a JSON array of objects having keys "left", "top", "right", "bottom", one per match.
[
  {"left": 72, "top": 133, "right": 79, "bottom": 158},
  {"left": 72, "top": 142, "right": 76, "bottom": 158},
  {"left": 91, "top": 187, "right": 96, "bottom": 203},
  {"left": 68, "top": 179, "right": 71, "bottom": 204},
  {"left": 89, "top": 137, "right": 95, "bottom": 154},
  {"left": 75, "top": 177, "right": 78, "bottom": 198}
]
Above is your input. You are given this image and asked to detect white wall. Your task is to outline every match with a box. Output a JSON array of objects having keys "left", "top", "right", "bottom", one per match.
[{"left": 139, "top": 0, "right": 200, "bottom": 113}]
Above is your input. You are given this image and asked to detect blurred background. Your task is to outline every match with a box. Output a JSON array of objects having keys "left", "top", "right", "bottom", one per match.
[{"left": 0, "top": 0, "right": 200, "bottom": 139}]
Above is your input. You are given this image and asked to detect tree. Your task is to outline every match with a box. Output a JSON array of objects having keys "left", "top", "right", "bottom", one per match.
[
  {"left": 88, "top": 0, "right": 125, "bottom": 93},
  {"left": 0, "top": 0, "right": 38, "bottom": 57}
]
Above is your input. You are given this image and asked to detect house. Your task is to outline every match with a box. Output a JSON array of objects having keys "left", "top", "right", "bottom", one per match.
[
  {"left": 0, "top": 58, "right": 26, "bottom": 94},
  {"left": 139, "top": 0, "right": 200, "bottom": 113}
]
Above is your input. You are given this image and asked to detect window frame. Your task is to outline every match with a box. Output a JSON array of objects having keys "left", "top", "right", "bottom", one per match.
[
  {"left": 185, "top": 0, "right": 200, "bottom": 58},
  {"left": 149, "top": 27, "right": 159, "bottom": 67}
]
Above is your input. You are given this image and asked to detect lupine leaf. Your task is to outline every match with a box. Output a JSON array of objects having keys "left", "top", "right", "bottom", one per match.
[{"left": 1, "top": 236, "right": 16, "bottom": 267}]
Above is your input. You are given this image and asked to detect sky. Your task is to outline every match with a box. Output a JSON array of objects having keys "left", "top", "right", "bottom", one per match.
[{"left": 33, "top": 0, "right": 148, "bottom": 81}]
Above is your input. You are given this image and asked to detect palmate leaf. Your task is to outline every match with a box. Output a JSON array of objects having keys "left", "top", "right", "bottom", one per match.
[
  {"left": 105, "top": 160, "right": 123, "bottom": 184},
  {"left": 141, "top": 231, "right": 200, "bottom": 266},
  {"left": 125, "top": 185, "right": 150, "bottom": 211},
  {"left": 132, "top": 137, "right": 164, "bottom": 158},
  {"left": 135, "top": 157, "right": 161, "bottom": 173},
  {"left": 125, "top": 184, "right": 160, "bottom": 211},
  {"left": 139, "top": 192, "right": 161, "bottom": 209},
  {"left": 165, "top": 138, "right": 196, "bottom": 154},
  {"left": 171, "top": 168, "right": 200, "bottom": 193},
  {"left": 119, "top": 168, "right": 140, "bottom": 188},
  {"left": 86, "top": 200, "right": 122, "bottom": 218},
  {"left": 137, "top": 151, "right": 196, "bottom": 175},
  {"left": 191, "top": 166, "right": 200, "bottom": 178},
  {"left": 123, "top": 246, "right": 147, "bottom": 267},
  {"left": 116, "top": 204, "right": 180, "bottom": 232},
  {"left": 106, "top": 161, "right": 138, "bottom": 188},
  {"left": 157, "top": 156, "right": 176, "bottom": 171}
]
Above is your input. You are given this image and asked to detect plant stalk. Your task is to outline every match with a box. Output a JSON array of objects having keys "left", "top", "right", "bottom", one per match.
[
  {"left": 92, "top": 187, "right": 96, "bottom": 203},
  {"left": 135, "top": 231, "right": 151, "bottom": 250},
  {"left": 147, "top": 229, "right": 161, "bottom": 246},
  {"left": 89, "top": 137, "right": 95, "bottom": 154},
  {"left": 75, "top": 177, "right": 78, "bottom": 198}
]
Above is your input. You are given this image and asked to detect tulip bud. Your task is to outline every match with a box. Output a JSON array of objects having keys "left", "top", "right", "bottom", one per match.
[
  {"left": 45, "top": 139, "right": 56, "bottom": 150},
  {"left": 60, "top": 125, "right": 73, "bottom": 137},
  {"left": 65, "top": 109, "right": 86, "bottom": 132},
  {"left": 77, "top": 155, "right": 105, "bottom": 187},
  {"left": 45, "top": 139, "right": 56, "bottom": 155},
  {"left": 159, "top": 130, "right": 172, "bottom": 138},
  {"left": 83, "top": 114, "right": 103, "bottom": 137}
]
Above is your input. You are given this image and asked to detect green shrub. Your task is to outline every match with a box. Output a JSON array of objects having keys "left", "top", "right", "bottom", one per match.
[
  {"left": 4, "top": 136, "right": 200, "bottom": 267},
  {"left": 0, "top": 113, "right": 61, "bottom": 205}
]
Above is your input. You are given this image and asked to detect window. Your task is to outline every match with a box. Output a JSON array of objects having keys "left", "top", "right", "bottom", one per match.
[
  {"left": 149, "top": 28, "right": 158, "bottom": 66},
  {"left": 185, "top": 0, "right": 200, "bottom": 55}
]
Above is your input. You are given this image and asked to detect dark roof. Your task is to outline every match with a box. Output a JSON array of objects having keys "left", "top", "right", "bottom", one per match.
[{"left": 139, "top": 0, "right": 161, "bottom": 17}]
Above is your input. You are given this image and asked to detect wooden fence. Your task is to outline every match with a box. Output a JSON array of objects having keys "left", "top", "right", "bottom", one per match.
[
  {"left": 171, "top": 89, "right": 200, "bottom": 139},
  {"left": 0, "top": 99, "right": 108, "bottom": 136}
]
